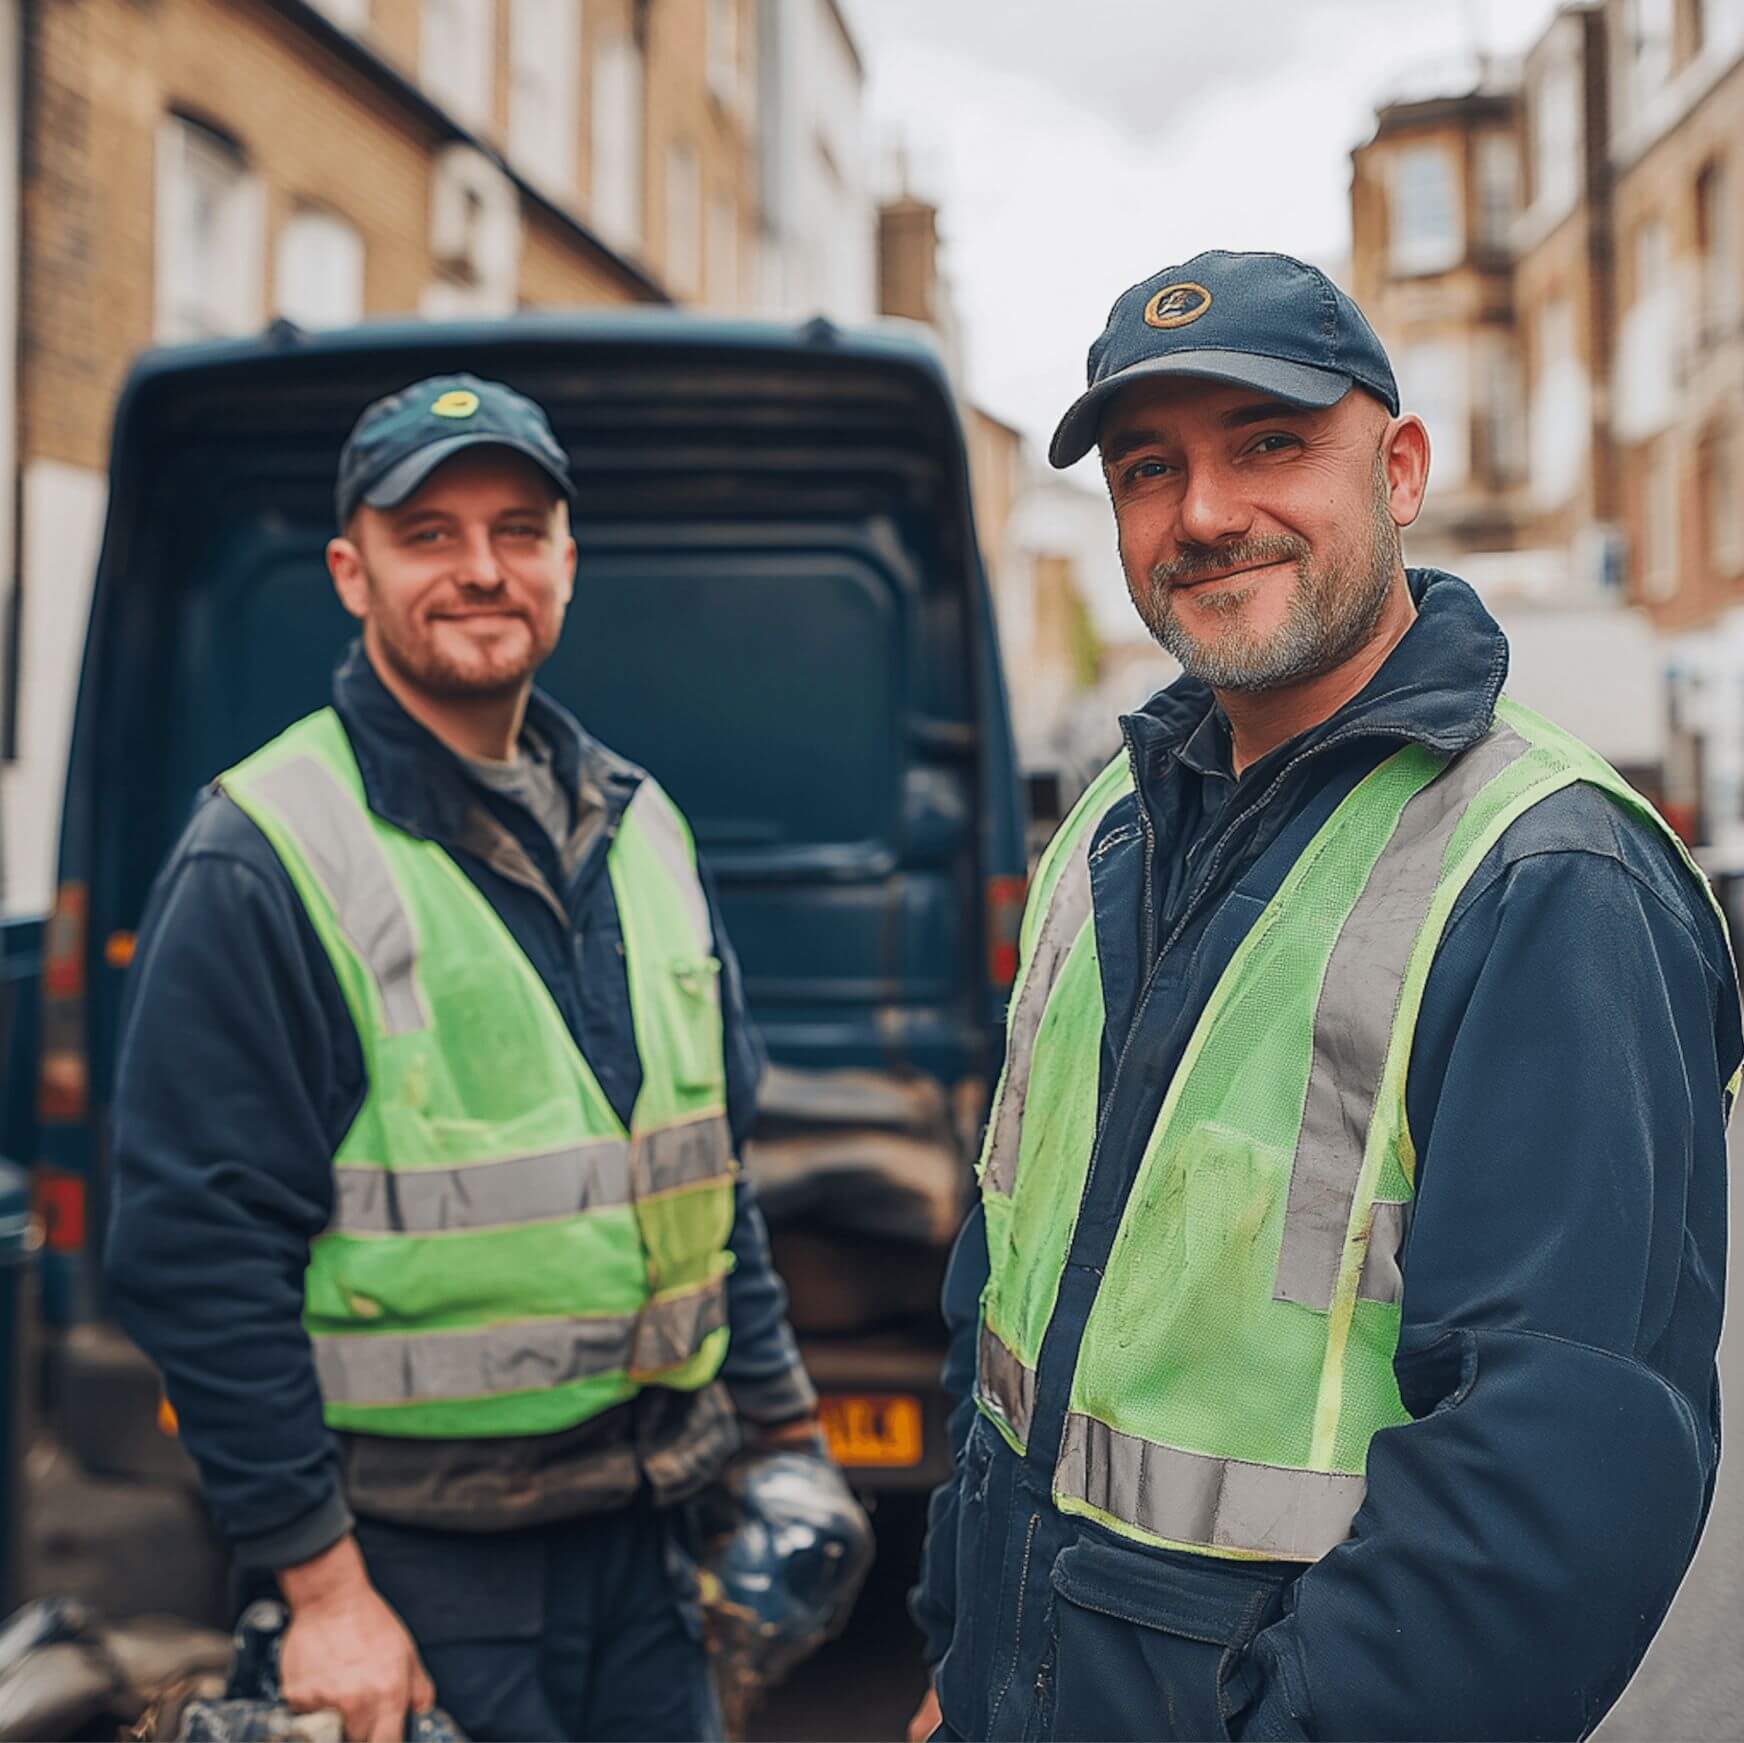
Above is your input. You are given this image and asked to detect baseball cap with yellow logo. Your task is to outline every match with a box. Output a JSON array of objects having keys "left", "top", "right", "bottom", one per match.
[
  {"left": 334, "top": 371, "right": 575, "bottom": 526},
  {"left": 1049, "top": 250, "right": 1399, "bottom": 468}
]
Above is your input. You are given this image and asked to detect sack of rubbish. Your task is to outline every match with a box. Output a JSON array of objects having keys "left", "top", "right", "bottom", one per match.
[
  {"left": 0, "top": 1595, "right": 230, "bottom": 1741},
  {"left": 166, "top": 1601, "right": 467, "bottom": 1742}
]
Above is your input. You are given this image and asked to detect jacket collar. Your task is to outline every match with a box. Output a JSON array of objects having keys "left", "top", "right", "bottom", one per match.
[
  {"left": 328, "top": 643, "right": 641, "bottom": 852},
  {"left": 1120, "top": 568, "right": 1509, "bottom": 788}
]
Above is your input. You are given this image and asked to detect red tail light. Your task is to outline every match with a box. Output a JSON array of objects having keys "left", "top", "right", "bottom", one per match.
[
  {"left": 38, "top": 882, "right": 90, "bottom": 1123},
  {"left": 987, "top": 876, "right": 1027, "bottom": 987},
  {"left": 33, "top": 1168, "right": 86, "bottom": 1253}
]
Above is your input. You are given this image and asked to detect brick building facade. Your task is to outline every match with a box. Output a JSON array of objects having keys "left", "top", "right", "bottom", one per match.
[
  {"left": 0, "top": 0, "right": 875, "bottom": 913},
  {"left": 1351, "top": 0, "right": 1744, "bottom": 849}
]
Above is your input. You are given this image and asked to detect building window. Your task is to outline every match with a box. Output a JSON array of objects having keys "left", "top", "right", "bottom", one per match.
[
  {"left": 709, "top": 191, "right": 738, "bottom": 309},
  {"left": 509, "top": 0, "right": 579, "bottom": 195},
  {"left": 1697, "top": 160, "right": 1737, "bottom": 337},
  {"left": 665, "top": 141, "right": 700, "bottom": 297},
  {"left": 708, "top": 0, "right": 740, "bottom": 109},
  {"left": 1529, "top": 296, "right": 1589, "bottom": 508},
  {"left": 274, "top": 207, "right": 365, "bottom": 329},
  {"left": 307, "top": 0, "right": 370, "bottom": 27},
  {"left": 1531, "top": 56, "right": 1580, "bottom": 220},
  {"left": 1398, "top": 339, "right": 1470, "bottom": 488},
  {"left": 1476, "top": 134, "right": 1519, "bottom": 252},
  {"left": 1641, "top": 437, "right": 1680, "bottom": 602},
  {"left": 1705, "top": 422, "right": 1742, "bottom": 574},
  {"left": 1623, "top": 0, "right": 1676, "bottom": 122},
  {"left": 1698, "top": 0, "right": 1744, "bottom": 58},
  {"left": 155, "top": 116, "right": 265, "bottom": 342},
  {"left": 424, "top": 142, "right": 521, "bottom": 316},
  {"left": 1388, "top": 144, "right": 1462, "bottom": 276},
  {"left": 592, "top": 33, "right": 644, "bottom": 253},
  {"left": 1616, "top": 220, "right": 1679, "bottom": 441},
  {"left": 422, "top": 0, "right": 495, "bottom": 130}
]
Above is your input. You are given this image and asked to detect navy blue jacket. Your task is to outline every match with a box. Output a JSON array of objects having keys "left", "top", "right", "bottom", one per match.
[
  {"left": 913, "top": 573, "right": 1740, "bottom": 1742},
  {"left": 104, "top": 649, "right": 814, "bottom": 1570}
]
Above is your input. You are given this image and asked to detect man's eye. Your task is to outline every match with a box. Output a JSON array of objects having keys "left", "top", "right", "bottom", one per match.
[
  {"left": 1250, "top": 434, "right": 1299, "bottom": 455},
  {"left": 407, "top": 528, "right": 445, "bottom": 544},
  {"left": 501, "top": 523, "right": 543, "bottom": 539},
  {"left": 1123, "top": 459, "right": 1172, "bottom": 484}
]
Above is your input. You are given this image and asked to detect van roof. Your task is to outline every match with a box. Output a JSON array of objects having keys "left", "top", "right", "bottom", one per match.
[{"left": 119, "top": 309, "right": 958, "bottom": 398}]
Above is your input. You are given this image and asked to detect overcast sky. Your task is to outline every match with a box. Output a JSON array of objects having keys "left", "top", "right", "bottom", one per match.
[{"left": 839, "top": 0, "right": 1566, "bottom": 466}]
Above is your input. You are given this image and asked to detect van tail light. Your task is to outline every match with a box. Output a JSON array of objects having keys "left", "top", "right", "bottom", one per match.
[
  {"left": 987, "top": 876, "right": 1027, "bottom": 988},
  {"left": 38, "top": 882, "right": 90, "bottom": 1125}
]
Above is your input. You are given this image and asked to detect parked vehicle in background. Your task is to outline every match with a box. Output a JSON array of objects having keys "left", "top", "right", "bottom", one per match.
[{"left": 6, "top": 311, "right": 1026, "bottom": 1620}]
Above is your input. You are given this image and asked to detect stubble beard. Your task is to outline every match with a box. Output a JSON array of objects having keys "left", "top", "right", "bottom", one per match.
[
  {"left": 365, "top": 577, "right": 549, "bottom": 704},
  {"left": 1136, "top": 460, "right": 1402, "bottom": 694}
]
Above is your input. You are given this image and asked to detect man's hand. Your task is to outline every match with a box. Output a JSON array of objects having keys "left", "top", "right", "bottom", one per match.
[
  {"left": 278, "top": 1534, "right": 434, "bottom": 1743},
  {"left": 908, "top": 1685, "right": 942, "bottom": 1742}
]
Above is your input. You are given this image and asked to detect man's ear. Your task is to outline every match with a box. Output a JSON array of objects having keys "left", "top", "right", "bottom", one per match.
[
  {"left": 1383, "top": 415, "right": 1432, "bottom": 531},
  {"left": 326, "top": 532, "right": 369, "bottom": 622}
]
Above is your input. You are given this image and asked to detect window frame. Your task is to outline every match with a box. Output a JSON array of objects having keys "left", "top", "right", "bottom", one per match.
[
  {"left": 154, "top": 114, "right": 265, "bottom": 344},
  {"left": 273, "top": 204, "right": 367, "bottom": 331},
  {"left": 1388, "top": 142, "right": 1463, "bottom": 277}
]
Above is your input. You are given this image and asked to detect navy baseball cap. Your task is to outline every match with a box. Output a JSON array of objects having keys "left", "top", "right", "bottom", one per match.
[
  {"left": 1049, "top": 250, "right": 1400, "bottom": 469},
  {"left": 335, "top": 373, "right": 576, "bottom": 526}
]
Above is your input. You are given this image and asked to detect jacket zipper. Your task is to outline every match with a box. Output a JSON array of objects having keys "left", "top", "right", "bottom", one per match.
[
  {"left": 1121, "top": 720, "right": 1158, "bottom": 972},
  {"left": 988, "top": 1511, "right": 1042, "bottom": 1733},
  {"left": 1081, "top": 724, "right": 1403, "bottom": 1202}
]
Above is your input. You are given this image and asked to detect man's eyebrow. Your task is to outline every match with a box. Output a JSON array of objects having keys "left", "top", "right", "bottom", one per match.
[
  {"left": 1100, "top": 428, "right": 1166, "bottom": 466},
  {"left": 1221, "top": 400, "right": 1314, "bottom": 429},
  {"left": 1101, "top": 400, "right": 1315, "bottom": 465}
]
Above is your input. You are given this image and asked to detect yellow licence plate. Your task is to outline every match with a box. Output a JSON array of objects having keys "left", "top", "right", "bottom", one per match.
[{"left": 820, "top": 1392, "right": 924, "bottom": 1467}]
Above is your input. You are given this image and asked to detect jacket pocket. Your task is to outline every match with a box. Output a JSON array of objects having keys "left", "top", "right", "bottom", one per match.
[{"left": 1042, "top": 1535, "right": 1286, "bottom": 1743}]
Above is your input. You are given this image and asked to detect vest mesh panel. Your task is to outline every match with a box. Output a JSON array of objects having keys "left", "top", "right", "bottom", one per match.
[
  {"left": 978, "top": 696, "right": 1725, "bottom": 1560},
  {"left": 224, "top": 709, "right": 735, "bottom": 1438}
]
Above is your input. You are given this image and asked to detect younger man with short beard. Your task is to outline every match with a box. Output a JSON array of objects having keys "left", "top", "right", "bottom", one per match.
[{"left": 106, "top": 376, "right": 820, "bottom": 1743}]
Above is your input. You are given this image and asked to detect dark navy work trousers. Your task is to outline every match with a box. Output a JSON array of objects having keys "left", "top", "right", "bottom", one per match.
[{"left": 352, "top": 1497, "right": 720, "bottom": 1742}]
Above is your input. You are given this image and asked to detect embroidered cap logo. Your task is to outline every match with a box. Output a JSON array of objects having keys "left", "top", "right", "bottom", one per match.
[{"left": 1144, "top": 283, "right": 1213, "bottom": 330}]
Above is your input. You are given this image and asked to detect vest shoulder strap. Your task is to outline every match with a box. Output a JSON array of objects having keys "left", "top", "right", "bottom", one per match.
[{"left": 1020, "top": 751, "right": 1134, "bottom": 965}]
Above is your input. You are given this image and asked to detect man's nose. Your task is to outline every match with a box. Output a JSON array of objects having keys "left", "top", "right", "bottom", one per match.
[
  {"left": 452, "top": 527, "right": 505, "bottom": 588},
  {"left": 1176, "top": 458, "right": 1255, "bottom": 550}
]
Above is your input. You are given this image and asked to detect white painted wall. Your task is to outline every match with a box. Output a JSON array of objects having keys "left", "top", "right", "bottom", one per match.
[
  {"left": 1489, "top": 600, "right": 1665, "bottom": 769},
  {"left": 3, "top": 463, "right": 109, "bottom": 917}
]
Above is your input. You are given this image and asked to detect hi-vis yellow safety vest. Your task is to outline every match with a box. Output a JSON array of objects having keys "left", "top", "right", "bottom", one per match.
[
  {"left": 976, "top": 698, "right": 1728, "bottom": 1561},
  {"left": 223, "top": 708, "right": 735, "bottom": 1439}
]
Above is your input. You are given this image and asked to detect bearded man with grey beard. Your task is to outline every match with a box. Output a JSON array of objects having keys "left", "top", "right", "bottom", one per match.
[{"left": 906, "top": 249, "right": 1739, "bottom": 1743}]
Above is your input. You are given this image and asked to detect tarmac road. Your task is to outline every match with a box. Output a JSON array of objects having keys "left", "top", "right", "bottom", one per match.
[{"left": 755, "top": 1131, "right": 1744, "bottom": 1743}]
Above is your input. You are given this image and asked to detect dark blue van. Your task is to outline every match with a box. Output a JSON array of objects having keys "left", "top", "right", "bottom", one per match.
[{"left": 25, "top": 312, "right": 1026, "bottom": 1528}]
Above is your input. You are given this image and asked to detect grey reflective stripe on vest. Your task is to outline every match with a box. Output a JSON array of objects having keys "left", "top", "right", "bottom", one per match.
[
  {"left": 1273, "top": 725, "right": 1530, "bottom": 1312},
  {"left": 1357, "top": 1199, "right": 1411, "bottom": 1306},
  {"left": 332, "top": 1139, "right": 632, "bottom": 1235},
  {"left": 244, "top": 756, "right": 429, "bottom": 1035},
  {"left": 315, "top": 1312, "right": 634, "bottom": 1404},
  {"left": 623, "top": 781, "right": 711, "bottom": 954},
  {"left": 630, "top": 1276, "right": 729, "bottom": 1376},
  {"left": 983, "top": 834, "right": 1099, "bottom": 1197},
  {"left": 636, "top": 1115, "right": 734, "bottom": 1199},
  {"left": 313, "top": 1278, "right": 727, "bottom": 1404},
  {"left": 1056, "top": 1413, "right": 1367, "bottom": 1562},
  {"left": 331, "top": 1118, "right": 734, "bottom": 1234},
  {"left": 978, "top": 1321, "right": 1036, "bottom": 1445}
]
